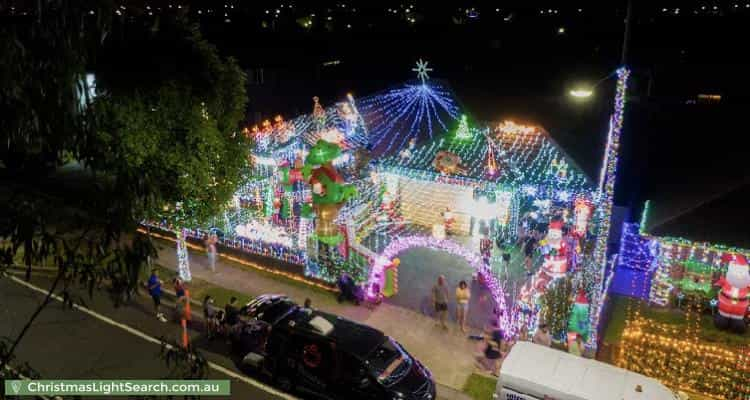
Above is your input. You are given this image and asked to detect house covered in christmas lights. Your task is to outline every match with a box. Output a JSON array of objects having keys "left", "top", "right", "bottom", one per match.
[{"left": 372, "top": 117, "right": 597, "bottom": 244}]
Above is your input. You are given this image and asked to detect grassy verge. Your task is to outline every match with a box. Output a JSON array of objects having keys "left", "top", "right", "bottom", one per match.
[
  {"left": 148, "top": 236, "right": 339, "bottom": 307},
  {"left": 142, "top": 264, "right": 254, "bottom": 307},
  {"left": 462, "top": 373, "right": 496, "bottom": 400},
  {"left": 603, "top": 295, "right": 750, "bottom": 347}
]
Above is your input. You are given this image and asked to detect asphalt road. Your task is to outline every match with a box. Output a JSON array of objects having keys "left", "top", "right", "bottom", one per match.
[{"left": 0, "top": 275, "right": 288, "bottom": 400}]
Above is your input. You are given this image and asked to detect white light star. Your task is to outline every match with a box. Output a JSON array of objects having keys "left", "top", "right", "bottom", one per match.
[{"left": 412, "top": 59, "right": 433, "bottom": 84}]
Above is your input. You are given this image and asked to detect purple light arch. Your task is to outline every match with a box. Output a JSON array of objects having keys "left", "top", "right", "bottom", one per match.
[{"left": 366, "top": 235, "right": 511, "bottom": 335}]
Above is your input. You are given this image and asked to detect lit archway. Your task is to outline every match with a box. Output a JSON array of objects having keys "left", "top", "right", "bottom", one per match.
[{"left": 366, "top": 235, "right": 510, "bottom": 332}]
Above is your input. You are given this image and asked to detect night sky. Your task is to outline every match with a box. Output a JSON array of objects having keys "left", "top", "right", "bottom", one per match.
[
  {"left": 195, "top": 2, "right": 750, "bottom": 237},
  {"left": 9, "top": 0, "right": 744, "bottom": 244}
]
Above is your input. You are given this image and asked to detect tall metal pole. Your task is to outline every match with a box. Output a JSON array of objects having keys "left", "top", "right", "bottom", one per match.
[
  {"left": 586, "top": 0, "right": 635, "bottom": 353},
  {"left": 588, "top": 68, "right": 631, "bottom": 351},
  {"left": 621, "top": 0, "right": 633, "bottom": 65}
]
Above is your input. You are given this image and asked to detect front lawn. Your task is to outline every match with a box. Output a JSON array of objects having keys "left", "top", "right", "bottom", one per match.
[
  {"left": 603, "top": 295, "right": 750, "bottom": 347},
  {"left": 462, "top": 373, "right": 496, "bottom": 400}
]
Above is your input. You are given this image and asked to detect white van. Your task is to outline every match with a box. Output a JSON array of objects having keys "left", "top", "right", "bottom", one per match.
[{"left": 494, "top": 342, "right": 681, "bottom": 400}]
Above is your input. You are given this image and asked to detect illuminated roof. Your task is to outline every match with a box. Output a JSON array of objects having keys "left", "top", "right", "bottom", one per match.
[
  {"left": 378, "top": 120, "right": 593, "bottom": 191},
  {"left": 358, "top": 80, "right": 461, "bottom": 157},
  {"left": 251, "top": 96, "right": 369, "bottom": 158}
]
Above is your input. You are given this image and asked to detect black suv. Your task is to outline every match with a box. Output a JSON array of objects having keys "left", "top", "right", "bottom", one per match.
[{"left": 230, "top": 295, "right": 435, "bottom": 400}]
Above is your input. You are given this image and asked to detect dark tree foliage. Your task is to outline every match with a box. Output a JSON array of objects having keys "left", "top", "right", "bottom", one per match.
[{"left": 0, "top": 1, "right": 248, "bottom": 377}]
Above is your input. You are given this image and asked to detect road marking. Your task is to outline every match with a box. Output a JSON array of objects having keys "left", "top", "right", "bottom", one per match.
[{"left": 8, "top": 275, "right": 298, "bottom": 400}]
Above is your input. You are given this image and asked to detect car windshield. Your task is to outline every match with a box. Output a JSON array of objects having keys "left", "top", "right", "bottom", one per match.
[
  {"left": 247, "top": 300, "right": 295, "bottom": 325},
  {"left": 366, "top": 338, "right": 413, "bottom": 387}
]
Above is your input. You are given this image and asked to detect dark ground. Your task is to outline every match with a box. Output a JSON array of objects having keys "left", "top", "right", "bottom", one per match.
[{"left": 0, "top": 274, "right": 285, "bottom": 400}]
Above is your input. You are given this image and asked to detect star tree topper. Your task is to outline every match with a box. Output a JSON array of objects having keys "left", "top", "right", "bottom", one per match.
[{"left": 412, "top": 59, "right": 433, "bottom": 84}]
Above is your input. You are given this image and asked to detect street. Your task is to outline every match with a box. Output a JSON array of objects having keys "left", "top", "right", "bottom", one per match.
[{"left": 0, "top": 275, "right": 289, "bottom": 400}]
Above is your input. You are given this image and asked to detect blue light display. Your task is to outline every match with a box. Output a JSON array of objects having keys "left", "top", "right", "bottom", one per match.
[
  {"left": 617, "top": 222, "right": 657, "bottom": 272},
  {"left": 359, "top": 81, "right": 460, "bottom": 155}
]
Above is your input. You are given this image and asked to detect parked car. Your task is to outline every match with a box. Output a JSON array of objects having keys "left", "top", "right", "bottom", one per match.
[{"left": 231, "top": 294, "right": 435, "bottom": 400}]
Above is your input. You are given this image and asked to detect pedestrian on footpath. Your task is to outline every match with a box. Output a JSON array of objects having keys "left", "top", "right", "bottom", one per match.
[
  {"left": 455, "top": 280, "right": 471, "bottom": 333},
  {"left": 432, "top": 275, "right": 449, "bottom": 330},
  {"left": 203, "top": 295, "right": 219, "bottom": 339},
  {"left": 224, "top": 297, "right": 240, "bottom": 327},
  {"left": 532, "top": 323, "right": 552, "bottom": 347},
  {"left": 475, "top": 319, "right": 503, "bottom": 376},
  {"left": 205, "top": 232, "right": 218, "bottom": 272},
  {"left": 148, "top": 269, "right": 167, "bottom": 322},
  {"left": 173, "top": 278, "right": 187, "bottom": 322}
]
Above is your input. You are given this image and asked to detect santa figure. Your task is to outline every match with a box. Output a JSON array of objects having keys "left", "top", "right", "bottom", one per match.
[
  {"left": 543, "top": 255, "right": 568, "bottom": 279},
  {"left": 442, "top": 207, "right": 455, "bottom": 234},
  {"left": 573, "top": 198, "right": 593, "bottom": 238},
  {"left": 546, "top": 221, "right": 565, "bottom": 250},
  {"left": 541, "top": 221, "right": 568, "bottom": 278},
  {"left": 713, "top": 254, "right": 750, "bottom": 333}
]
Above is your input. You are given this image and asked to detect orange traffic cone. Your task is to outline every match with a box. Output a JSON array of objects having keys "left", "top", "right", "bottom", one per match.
[
  {"left": 184, "top": 289, "right": 191, "bottom": 321},
  {"left": 181, "top": 318, "right": 189, "bottom": 348}
]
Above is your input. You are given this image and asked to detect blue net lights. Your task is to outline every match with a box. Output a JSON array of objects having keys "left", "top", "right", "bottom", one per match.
[
  {"left": 359, "top": 81, "right": 460, "bottom": 155},
  {"left": 618, "top": 223, "right": 657, "bottom": 272}
]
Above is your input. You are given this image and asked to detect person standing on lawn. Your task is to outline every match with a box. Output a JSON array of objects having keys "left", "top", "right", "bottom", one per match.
[
  {"left": 432, "top": 275, "right": 450, "bottom": 330},
  {"left": 148, "top": 269, "right": 167, "bottom": 322}
]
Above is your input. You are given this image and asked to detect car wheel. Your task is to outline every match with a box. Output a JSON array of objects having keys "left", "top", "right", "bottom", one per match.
[{"left": 275, "top": 374, "right": 295, "bottom": 393}]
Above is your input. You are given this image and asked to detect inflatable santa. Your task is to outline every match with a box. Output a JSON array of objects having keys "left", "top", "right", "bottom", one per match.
[
  {"left": 713, "top": 254, "right": 750, "bottom": 334},
  {"left": 541, "top": 221, "right": 569, "bottom": 279}
]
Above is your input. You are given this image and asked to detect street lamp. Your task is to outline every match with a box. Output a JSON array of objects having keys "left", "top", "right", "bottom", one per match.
[
  {"left": 567, "top": 73, "right": 613, "bottom": 100},
  {"left": 569, "top": 88, "right": 593, "bottom": 98}
]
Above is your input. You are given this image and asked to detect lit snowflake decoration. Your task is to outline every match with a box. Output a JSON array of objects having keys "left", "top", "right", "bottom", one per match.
[{"left": 412, "top": 59, "right": 433, "bottom": 84}]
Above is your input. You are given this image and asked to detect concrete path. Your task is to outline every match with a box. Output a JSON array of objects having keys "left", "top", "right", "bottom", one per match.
[{"left": 154, "top": 241, "right": 488, "bottom": 391}]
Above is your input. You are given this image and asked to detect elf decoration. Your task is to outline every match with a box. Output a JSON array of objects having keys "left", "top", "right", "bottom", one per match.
[
  {"left": 279, "top": 138, "right": 358, "bottom": 245},
  {"left": 713, "top": 254, "right": 750, "bottom": 334},
  {"left": 567, "top": 289, "right": 590, "bottom": 343}
]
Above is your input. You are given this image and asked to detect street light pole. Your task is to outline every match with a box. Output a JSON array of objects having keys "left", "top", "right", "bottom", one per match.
[
  {"left": 588, "top": 2, "right": 634, "bottom": 350},
  {"left": 621, "top": 0, "right": 633, "bottom": 65}
]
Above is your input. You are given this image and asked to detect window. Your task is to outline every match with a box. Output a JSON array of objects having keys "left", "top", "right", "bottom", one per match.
[{"left": 365, "top": 339, "right": 413, "bottom": 387}]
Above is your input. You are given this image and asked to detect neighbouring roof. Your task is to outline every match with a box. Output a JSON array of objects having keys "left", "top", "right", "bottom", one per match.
[
  {"left": 648, "top": 183, "right": 750, "bottom": 250},
  {"left": 251, "top": 96, "right": 369, "bottom": 159}
]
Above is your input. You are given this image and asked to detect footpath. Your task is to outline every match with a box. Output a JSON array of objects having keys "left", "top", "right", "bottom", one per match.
[{"left": 154, "top": 239, "right": 486, "bottom": 396}]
